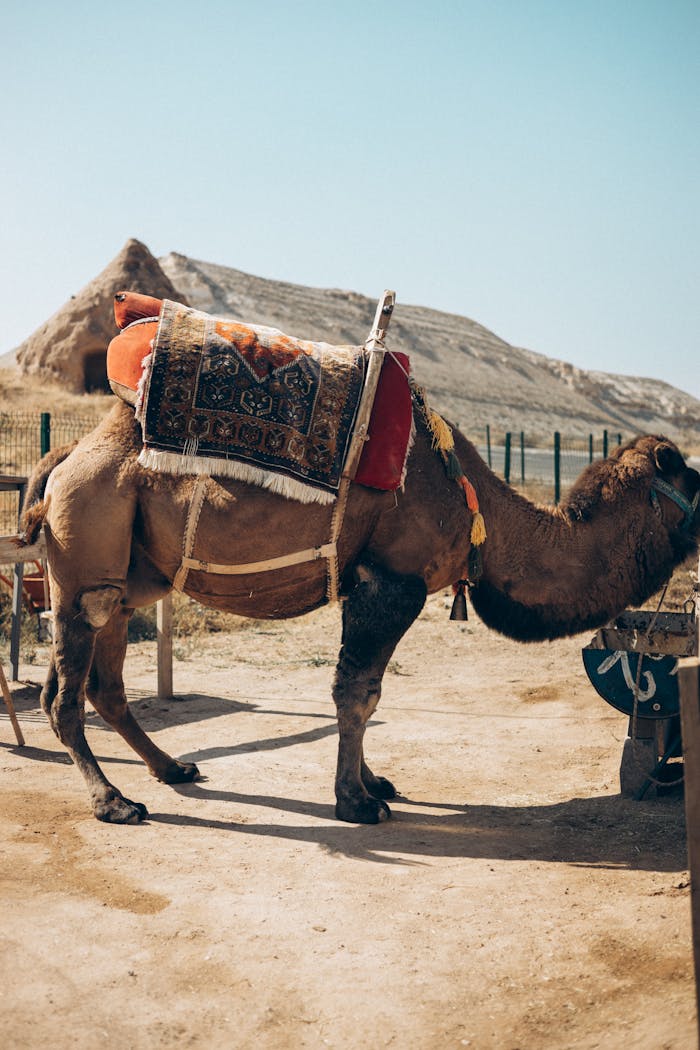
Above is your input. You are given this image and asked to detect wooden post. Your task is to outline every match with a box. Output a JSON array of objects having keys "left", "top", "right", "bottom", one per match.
[
  {"left": 156, "top": 594, "right": 173, "bottom": 701},
  {"left": 554, "top": 431, "right": 561, "bottom": 504},
  {"left": 342, "top": 290, "right": 395, "bottom": 482},
  {"left": 40, "top": 412, "right": 51, "bottom": 457},
  {"left": 10, "top": 563, "right": 24, "bottom": 680},
  {"left": 0, "top": 658, "right": 24, "bottom": 746},
  {"left": 679, "top": 553, "right": 700, "bottom": 1040},
  {"left": 680, "top": 657, "right": 700, "bottom": 1041}
]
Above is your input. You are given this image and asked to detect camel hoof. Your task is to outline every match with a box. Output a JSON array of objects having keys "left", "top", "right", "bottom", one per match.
[
  {"left": 94, "top": 794, "right": 148, "bottom": 824},
  {"left": 365, "top": 775, "right": 396, "bottom": 800},
  {"left": 335, "top": 796, "right": 391, "bottom": 824},
  {"left": 158, "top": 760, "right": 200, "bottom": 785}
]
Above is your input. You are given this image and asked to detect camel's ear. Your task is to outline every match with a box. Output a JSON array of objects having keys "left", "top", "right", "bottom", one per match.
[{"left": 654, "top": 442, "right": 685, "bottom": 477}]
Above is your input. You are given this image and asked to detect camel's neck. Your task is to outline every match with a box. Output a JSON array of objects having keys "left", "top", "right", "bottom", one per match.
[{"left": 452, "top": 433, "right": 680, "bottom": 641}]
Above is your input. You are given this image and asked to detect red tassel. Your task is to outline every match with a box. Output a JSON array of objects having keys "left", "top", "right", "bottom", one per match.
[{"left": 458, "top": 475, "right": 480, "bottom": 514}]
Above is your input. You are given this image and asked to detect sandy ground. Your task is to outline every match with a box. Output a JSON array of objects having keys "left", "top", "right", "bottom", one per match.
[{"left": 0, "top": 592, "right": 696, "bottom": 1050}]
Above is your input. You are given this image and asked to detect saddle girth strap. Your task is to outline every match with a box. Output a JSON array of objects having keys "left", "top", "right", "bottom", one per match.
[
  {"left": 181, "top": 543, "right": 337, "bottom": 576},
  {"left": 171, "top": 472, "right": 342, "bottom": 600}
]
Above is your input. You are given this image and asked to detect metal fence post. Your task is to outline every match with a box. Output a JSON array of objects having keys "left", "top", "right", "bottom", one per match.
[
  {"left": 603, "top": 429, "right": 608, "bottom": 458},
  {"left": 520, "top": 431, "right": 525, "bottom": 484},
  {"left": 588, "top": 433, "right": 594, "bottom": 463},
  {"left": 554, "top": 431, "right": 561, "bottom": 504},
  {"left": 504, "top": 432, "right": 511, "bottom": 485},
  {"left": 486, "top": 424, "right": 492, "bottom": 468},
  {"left": 40, "top": 412, "right": 51, "bottom": 457}
]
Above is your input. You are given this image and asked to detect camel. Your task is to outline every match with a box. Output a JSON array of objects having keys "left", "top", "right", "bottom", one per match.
[{"left": 21, "top": 399, "right": 699, "bottom": 825}]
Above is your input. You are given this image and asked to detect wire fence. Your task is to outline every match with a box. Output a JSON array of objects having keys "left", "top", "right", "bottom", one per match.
[
  {"left": 0, "top": 409, "right": 626, "bottom": 536},
  {"left": 479, "top": 426, "right": 625, "bottom": 502},
  {"left": 0, "top": 410, "right": 104, "bottom": 535}
]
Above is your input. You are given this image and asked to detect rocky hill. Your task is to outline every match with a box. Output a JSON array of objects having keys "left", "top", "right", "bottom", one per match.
[
  {"left": 12, "top": 240, "right": 182, "bottom": 392},
  {"left": 7, "top": 239, "right": 699, "bottom": 449},
  {"left": 159, "top": 252, "right": 700, "bottom": 447}
]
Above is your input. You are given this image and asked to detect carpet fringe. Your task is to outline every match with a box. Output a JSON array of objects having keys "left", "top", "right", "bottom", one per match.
[{"left": 137, "top": 448, "right": 337, "bottom": 505}]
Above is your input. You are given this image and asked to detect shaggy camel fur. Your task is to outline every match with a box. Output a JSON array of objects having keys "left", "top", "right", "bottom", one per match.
[{"left": 21, "top": 401, "right": 699, "bottom": 824}]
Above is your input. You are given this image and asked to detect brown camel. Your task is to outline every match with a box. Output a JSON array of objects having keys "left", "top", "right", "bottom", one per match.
[{"left": 21, "top": 400, "right": 699, "bottom": 824}]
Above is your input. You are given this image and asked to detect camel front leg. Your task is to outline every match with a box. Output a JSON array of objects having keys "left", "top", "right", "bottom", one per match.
[
  {"left": 43, "top": 594, "right": 148, "bottom": 823},
  {"left": 88, "top": 606, "right": 200, "bottom": 785},
  {"left": 332, "top": 564, "right": 426, "bottom": 824}
]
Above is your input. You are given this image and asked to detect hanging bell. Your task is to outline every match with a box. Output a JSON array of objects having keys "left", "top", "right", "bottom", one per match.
[{"left": 449, "top": 580, "right": 468, "bottom": 621}]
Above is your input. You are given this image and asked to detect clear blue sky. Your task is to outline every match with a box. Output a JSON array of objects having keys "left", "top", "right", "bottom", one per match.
[{"left": 2, "top": 0, "right": 698, "bottom": 397}]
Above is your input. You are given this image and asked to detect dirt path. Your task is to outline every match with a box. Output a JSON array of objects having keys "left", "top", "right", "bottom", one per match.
[{"left": 0, "top": 593, "right": 695, "bottom": 1049}]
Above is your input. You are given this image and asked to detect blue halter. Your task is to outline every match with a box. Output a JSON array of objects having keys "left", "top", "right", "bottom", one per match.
[{"left": 650, "top": 476, "right": 700, "bottom": 532}]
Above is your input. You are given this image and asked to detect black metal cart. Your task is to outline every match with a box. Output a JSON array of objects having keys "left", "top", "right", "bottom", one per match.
[{"left": 583, "top": 607, "right": 697, "bottom": 797}]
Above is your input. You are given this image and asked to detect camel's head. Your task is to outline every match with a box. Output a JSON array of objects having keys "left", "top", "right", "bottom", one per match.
[
  {"left": 470, "top": 434, "right": 698, "bottom": 643},
  {"left": 565, "top": 434, "right": 700, "bottom": 548}
]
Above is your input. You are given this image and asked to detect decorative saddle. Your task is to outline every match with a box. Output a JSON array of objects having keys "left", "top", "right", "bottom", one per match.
[{"left": 107, "top": 292, "right": 414, "bottom": 504}]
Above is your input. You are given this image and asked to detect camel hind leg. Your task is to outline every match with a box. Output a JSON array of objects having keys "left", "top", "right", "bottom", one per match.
[
  {"left": 42, "top": 590, "right": 148, "bottom": 824},
  {"left": 333, "top": 563, "right": 426, "bottom": 823},
  {"left": 88, "top": 606, "right": 200, "bottom": 785}
]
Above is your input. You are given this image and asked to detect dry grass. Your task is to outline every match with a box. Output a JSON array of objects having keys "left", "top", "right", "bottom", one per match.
[
  {"left": 0, "top": 367, "right": 113, "bottom": 416},
  {"left": 643, "top": 552, "right": 699, "bottom": 612},
  {"left": 0, "top": 587, "right": 238, "bottom": 658},
  {"left": 513, "top": 479, "right": 557, "bottom": 504},
  {"left": 129, "top": 591, "right": 246, "bottom": 642}
]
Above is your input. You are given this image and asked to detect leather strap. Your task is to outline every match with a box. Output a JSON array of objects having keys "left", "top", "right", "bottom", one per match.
[
  {"left": 181, "top": 542, "right": 337, "bottom": 576},
  {"left": 650, "top": 476, "right": 700, "bottom": 532},
  {"left": 172, "top": 475, "right": 209, "bottom": 592}
]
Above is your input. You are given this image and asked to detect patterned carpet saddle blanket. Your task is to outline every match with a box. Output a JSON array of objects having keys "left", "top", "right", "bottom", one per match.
[{"left": 107, "top": 291, "right": 413, "bottom": 505}]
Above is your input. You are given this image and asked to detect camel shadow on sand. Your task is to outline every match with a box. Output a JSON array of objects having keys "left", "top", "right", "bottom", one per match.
[
  {"left": 5, "top": 686, "right": 687, "bottom": 874},
  {"left": 147, "top": 782, "right": 687, "bottom": 874}
]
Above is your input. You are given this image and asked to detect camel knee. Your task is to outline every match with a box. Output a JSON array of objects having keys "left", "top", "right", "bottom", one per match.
[
  {"left": 48, "top": 693, "right": 85, "bottom": 746},
  {"left": 79, "top": 586, "right": 123, "bottom": 630},
  {"left": 333, "top": 670, "right": 382, "bottom": 721}
]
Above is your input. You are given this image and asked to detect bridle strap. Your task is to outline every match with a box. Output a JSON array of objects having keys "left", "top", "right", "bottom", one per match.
[{"left": 650, "top": 476, "right": 700, "bottom": 531}]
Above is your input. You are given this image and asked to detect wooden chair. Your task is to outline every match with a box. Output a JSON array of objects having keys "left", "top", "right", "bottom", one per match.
[
  {"left": 0, "top": 559, "right": 50, "bottom": 631},
  {"left": 0, "top": 527, "right": 47, "bottom": 746}
]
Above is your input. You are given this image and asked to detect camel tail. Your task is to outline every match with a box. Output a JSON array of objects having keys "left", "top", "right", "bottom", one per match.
[
  {"left": 19, "top": 441, "right": 78, "bottom": 546},
  {"left": 469, "top": 578, "right": 613, "bottom": 643}
]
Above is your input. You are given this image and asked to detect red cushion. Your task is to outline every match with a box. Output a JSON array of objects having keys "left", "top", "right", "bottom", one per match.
[
  {"left": 107, "top": 320, "right": 158, "bottom": 399},
  {"left": 355, "top": 352, "right": 412, "bottom": 490},
  {"left": 114, "top": 291, "right": 163, "bottom": 329}
]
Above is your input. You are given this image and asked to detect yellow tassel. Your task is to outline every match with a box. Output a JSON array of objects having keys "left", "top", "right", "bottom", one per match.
[
  {"left": 470, "top": 511, "right": 487, "bottom": 547},
  {"left": 427, "top": 409, "right": 454, "bottom": 452},
  {"left": 413, "top": 380, "right": 487, "bottom": 557}
]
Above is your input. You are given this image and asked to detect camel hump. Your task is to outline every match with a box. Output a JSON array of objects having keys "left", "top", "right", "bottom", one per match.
[{"left": 114, "top": 291, "right": 163, "bottom": 329}]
